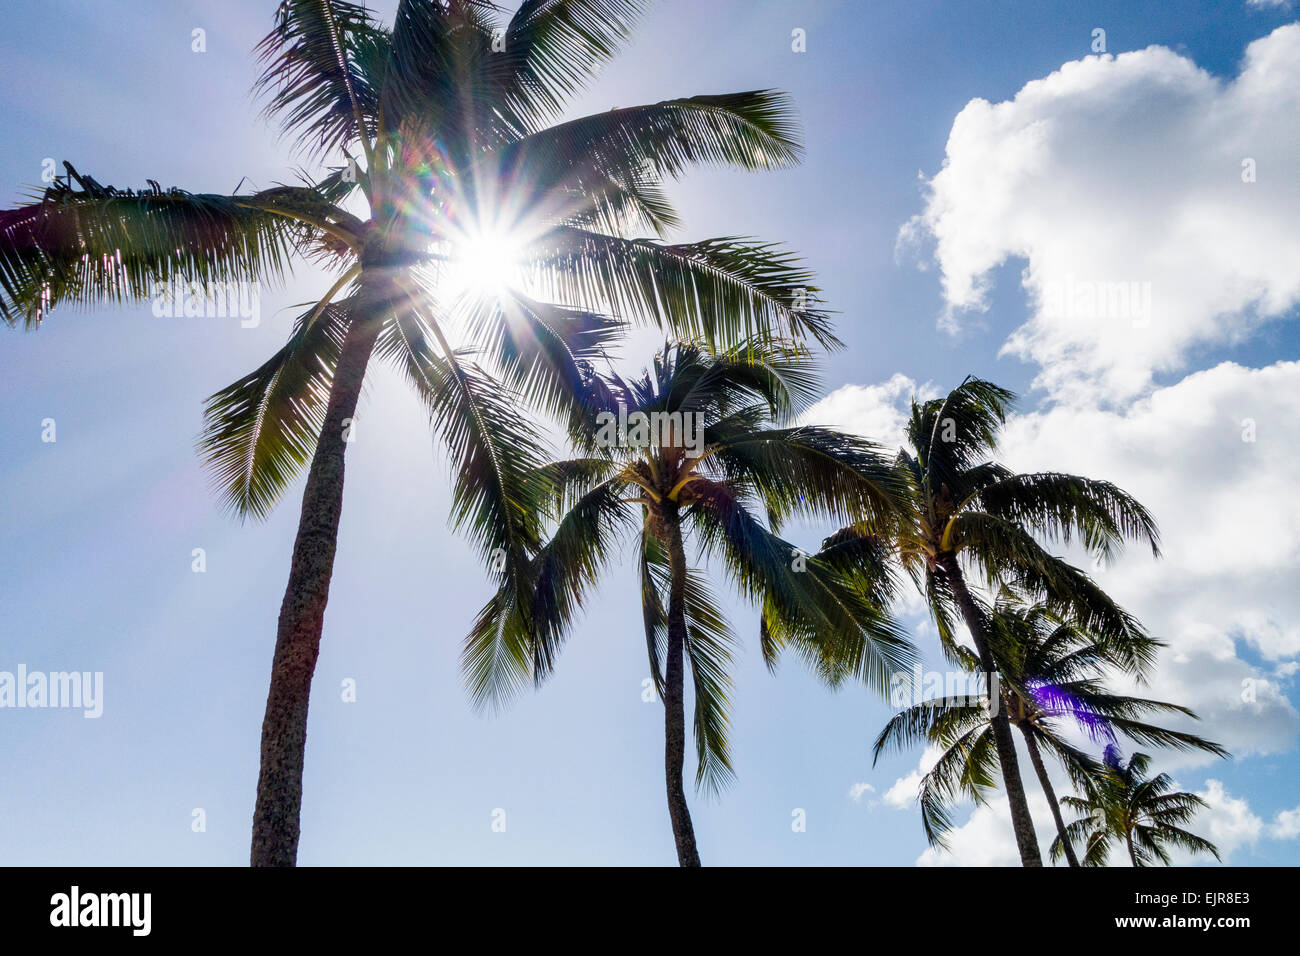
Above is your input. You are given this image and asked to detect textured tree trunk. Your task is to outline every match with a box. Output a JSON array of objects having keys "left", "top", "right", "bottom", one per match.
[
  {"left": 1021, "top": 725, "right": 1079, "bottom": 867},
  {"left": 249, "top": 276, "right": 386, "bottom": 867},
  {"left": 662, "top": 507, "right": 702, "bottom": 867},
  {"left": 1126, "top": 831, "right": 1140, "bottom": 867},
  {"left": 939, "top": 553, "right": 1043, "bottom": 867}
]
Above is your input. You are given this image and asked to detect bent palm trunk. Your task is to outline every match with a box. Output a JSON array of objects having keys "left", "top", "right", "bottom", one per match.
[
  {"left": 249, "top": 279, "right": 385, "bottom": 867},
  {"left": 662, "top": 508, "right": 702, "bottom": 867},
  {"left": 939, "top": 554, "right": 1043, "bottom": 867},
  {"left": 1020, "top": 724, "right": 1079, "bottom": 867}
]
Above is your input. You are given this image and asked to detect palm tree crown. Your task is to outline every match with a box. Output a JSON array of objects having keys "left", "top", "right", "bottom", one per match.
[
  {"left": 890, "top": 378, "right": 1160, "bottom": 662},
  {"left": 1057, "top": 746, "right": 1221, "bottom": 866},
  {"left": 873, "top": 592, "right": 1225, "bottom": 862},
  {"left": 822, "top": 376, "right": 1164, "bottom": 866}
]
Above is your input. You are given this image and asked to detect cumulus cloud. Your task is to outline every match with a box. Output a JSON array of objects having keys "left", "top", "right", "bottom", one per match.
[
  {"left": 901, "top": 25, "right": 1300, "bottom": 403},
  {"left": 994, "top": 361, "right": 1300, "bottom": 759},
  {"left": 802, "top": 373, "right": 935, "bottom": 450},
  {"left": 1271, "top": 805, "right": 1300, "bottom": 838},
  {"left": 1190, "top": 779, "right": 1264, "bottom": 861}
]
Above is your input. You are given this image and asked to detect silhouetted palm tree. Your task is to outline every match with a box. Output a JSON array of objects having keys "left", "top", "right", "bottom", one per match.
[
  {"left": 823, "top": 377, "right": 1161, "bottom": 865},
  {"left": 1055, "top": 746, "right": 1220, "bottom": 866},
  {"left": 873, "top": 593, "right": 1225, "bottom": 866},
  {"left": 0, "top": 0, "right": 836, "bottom": 865}
]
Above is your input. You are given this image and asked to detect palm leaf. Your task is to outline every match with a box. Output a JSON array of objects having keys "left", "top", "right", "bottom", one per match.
[
  {"left": 254, "top": 0, "right": 387, "bottom": 159},
  {"left": 523, "top": 227, "right": 839, "bottom": 350},
  {"left": 200, "top": 297, "right": 351, "bottom": 519},
  {"left": 0, "top": 186, "right": 298, "bottom": 327}
]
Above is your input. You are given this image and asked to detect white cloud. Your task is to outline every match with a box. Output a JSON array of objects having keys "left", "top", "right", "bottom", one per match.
[
  {"left": 1189, "top": 779, "right": 1264, "bottom": 862},
  {"left": 916, "top": 793, "right": 1057, "bottom": 866},
  {"left": 901, "top": 26, "right": 1300, "bottom": 403},
  {"left": 882, "top": 745, "right": 944, "bottom": 810},
  {"left": 848, "top": 782, "right": 876, "bottom": 805},
  {"left": 994, "top": 361, "right": 1300, "bottom": 760},
  {"left": 802, "top": 373, "right": 935, "bottom": 451},
  {"left": 1270, "top": 805, "right": 1300, "bottom": 839},
  {"left": 883, "top": 772, "right": 923, "bottom": 810}
]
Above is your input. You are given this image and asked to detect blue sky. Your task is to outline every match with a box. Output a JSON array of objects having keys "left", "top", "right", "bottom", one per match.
[{"left": 1, "top": 0, "right": 1297, "bottom": 865}]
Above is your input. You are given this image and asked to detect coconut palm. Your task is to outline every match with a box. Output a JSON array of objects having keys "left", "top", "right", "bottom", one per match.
[
  {"left": 465, "top": 340, "right": 913, "bottom": 865},
  {"left": 1055, "top": 746, "right": 1220, "bottom": 866},
  {"left": 821, "top": 377, "right": 1161, "bottom": 865},
  {"left": 0, "top": 1, "right": 838, "bottom": 866},
  {"left": 873, "top": 592, "right": 1225, "bottom": 866}
]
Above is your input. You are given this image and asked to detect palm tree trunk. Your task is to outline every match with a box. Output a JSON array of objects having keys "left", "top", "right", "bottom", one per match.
[
  {"left": 1126, "top": 831, "right": 1139, "bottom": 867},
  {"left": 938, "top": 553, "right": 1043, "bottom": 867},
  {"left": 249, "top": 280, "right": 385, "bottom": 867},
  {"left": 1020, "top": 725, "right": 1079, "bottom": 867},
  {"left": 662, "top": 507, "right": 702, "bottom": 867}
]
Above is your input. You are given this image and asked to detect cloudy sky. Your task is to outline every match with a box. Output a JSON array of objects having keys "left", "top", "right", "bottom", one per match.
[{"left": 0, "top": 0, "right": 1296, "bottom": 865}]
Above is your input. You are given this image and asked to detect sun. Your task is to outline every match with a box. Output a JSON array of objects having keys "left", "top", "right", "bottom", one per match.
[{"left": 443, "top": 224, "right": 526, "bottom": 301}]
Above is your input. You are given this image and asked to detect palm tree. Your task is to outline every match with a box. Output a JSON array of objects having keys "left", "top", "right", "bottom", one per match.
[
  {"left": 873, "top": 592, "right": 1225, "bottom": 866},
  {"left": 823, "top": 377, "right": 1161, "bottom": 865},
  {"left": 0, "top": 1, "right": 838, "bottom": 866},
  {"left": 1055, "top": 746, "right": 1221, "bottom": 866},
  {"left": 464, "top": 341, "right": 913, "bottom": 865}
]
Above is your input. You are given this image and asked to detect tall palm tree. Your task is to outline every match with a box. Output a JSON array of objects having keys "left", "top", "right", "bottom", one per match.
[
  {"left": 464, "top": 341, "right": 913, "bottom": 865},
  {"left": 0, "top": 1, "right": 838, "bottom": 866},
  {"left": 872, "top": 593, "right": 1225, "bottom": 866},
  {"left": 1055, "top": 746, "right": 1221, "bottom": 866},
  {"left": 823, "top": 377, "right": 1161, "bottom": 865}
]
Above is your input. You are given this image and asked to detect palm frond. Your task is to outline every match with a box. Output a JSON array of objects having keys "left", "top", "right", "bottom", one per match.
[
  {"left": 254, "top": 0, "right": 387, "bottom": 159},
  {"left": 972, "top": 472, "right": 1161, "bottom": 562},
  {"left": 381, "top": 301, "right": 554, "bottom": 711},
  {"left": 523, "top": 227, "right": 839, "bottom": 350},
  {"left": 705, "top": 425, "right": 905, "bottom": 530},
  {"left": 948, "top": 512, "right": 1158, "bottom": 676},
  {"left": 199, "top": 297, "right": 351, "bottom": 519},
  {"left": 485, "top": 0, "right": 649, "bottom": 131},
  {"left": 476, "top": 91, "right": 802, "bottom": 234},
  {"left": 0, "top": 185, "right": 299, "bottom": 327},
  {"left": 461, "top": 289, "right": 622, "bottom": 430},
  {"left": 690, "top": 479, "right": 914, "bottom": 693}
]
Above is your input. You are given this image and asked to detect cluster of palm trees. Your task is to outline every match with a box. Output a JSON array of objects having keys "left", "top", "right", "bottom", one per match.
[{"left": 0, "top": 0, "right": 1226, "bottom": 867}]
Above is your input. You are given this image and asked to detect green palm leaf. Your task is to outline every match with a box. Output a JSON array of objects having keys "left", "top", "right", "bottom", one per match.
[
  {"left": 523, "top": 228, "right": 839, "bottom": 350},
  {"left": 200, "top": 298, "right": 351, "bottom": 519},
  {"left": 256, "top": 0, "right": 388, "bottom": 159},
  {"left": 0, "top": 186, "right": 299, "bottom": 328}
]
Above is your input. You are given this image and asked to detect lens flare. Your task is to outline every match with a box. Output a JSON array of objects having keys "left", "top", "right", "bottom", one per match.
[{"left": 445, "top": 225, "right": 524, "bottom": 299}]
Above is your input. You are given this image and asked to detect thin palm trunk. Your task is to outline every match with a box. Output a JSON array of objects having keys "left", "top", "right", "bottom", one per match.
[
  {"left": 250, "top": 275, "right": 385, "bottom": 867},
  {"left": 939, "top": 554, "right": 1043, "bottom": 866},
  {"left": 1126, "top": 829, "right": 1139, "bottom": 867},
  {"left": 662, "top": 507, "right": 702, "bottom": 867},
  {"left": 1020, "top": 724, "right": 1079, "bottom": 867}
]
